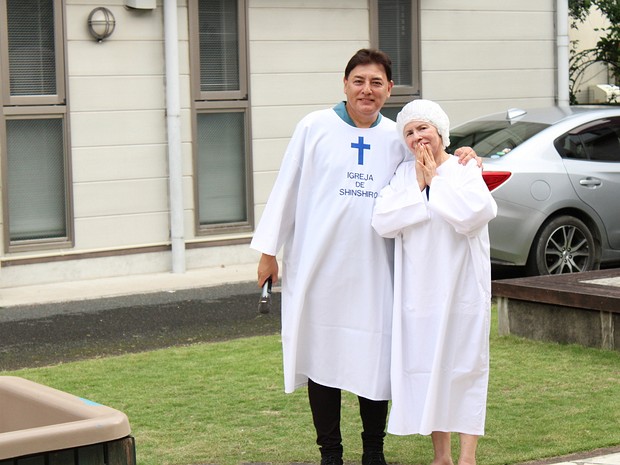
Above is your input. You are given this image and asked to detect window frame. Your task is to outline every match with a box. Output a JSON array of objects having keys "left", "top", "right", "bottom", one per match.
[
  {"left": 188, "top": 0, "right": 248, "bottom": 102},
  {"left": 188, "top": 0, "right": 253, "bottom": 236},
  {"left": 1, "top": 107, "right": 74, "bottom": 252},
  {"left": 0, "top": 0, "right": 73, "bottom": 253},
  {"left": 0, "top": 0, "right": 66, "bottom": 106},
  {"left": 370, "top": 0, "right": 421, "bottom": 106},
  {"left": 192, "top": 103, "right": 254, "bottom": 235}
]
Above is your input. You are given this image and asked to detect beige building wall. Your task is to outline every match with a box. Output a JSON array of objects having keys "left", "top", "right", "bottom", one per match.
[
  {"left": 419, "top": 0, "right": 557, "bottom": 125},
  {"left": 251, "top": 0, "right": 559, "bottom": 225},
  {"left": 1, "top": 0, "right": 560, "bottom": 288},
  {"left": 66, "top": 1, "right": 193, "bottom": 252},
  {"left": 2, "top": 1, "right": 194, "bottom": 287},
  {"left": 249, "top": 0, "right": 371, "bottom": 224}
]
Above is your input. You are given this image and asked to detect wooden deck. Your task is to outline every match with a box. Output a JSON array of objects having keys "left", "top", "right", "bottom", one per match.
[{"left": 492, "top": 268, "right": 620, "bottom": 350}]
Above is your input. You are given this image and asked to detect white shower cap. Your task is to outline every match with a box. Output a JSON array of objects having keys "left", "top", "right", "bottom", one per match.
[{"left": 396, "top": 99, "right": 450, "bottom": 148}]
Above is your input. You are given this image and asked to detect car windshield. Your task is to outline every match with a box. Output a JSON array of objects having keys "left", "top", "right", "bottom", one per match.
[{"left": 448, "top": 121, "right": 549, "bottom": 158}]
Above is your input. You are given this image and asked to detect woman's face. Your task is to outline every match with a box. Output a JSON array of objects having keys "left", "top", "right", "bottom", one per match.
[{"left": 403, "top": 120, "right": 443, "bottom": 155}]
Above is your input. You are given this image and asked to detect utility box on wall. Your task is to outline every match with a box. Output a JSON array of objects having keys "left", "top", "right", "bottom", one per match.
[{"left": 125, "top": 0, "right": 156, "bottom": 9}]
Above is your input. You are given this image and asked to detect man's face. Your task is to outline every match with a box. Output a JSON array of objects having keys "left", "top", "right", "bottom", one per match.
[{"left": 343, "top": 63, "right": 393, "bottom": 126}]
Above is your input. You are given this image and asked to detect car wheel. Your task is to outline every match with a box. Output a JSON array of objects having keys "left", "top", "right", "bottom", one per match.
[{"left": 526, "top": 215, "right": 600, "bottom": 275}]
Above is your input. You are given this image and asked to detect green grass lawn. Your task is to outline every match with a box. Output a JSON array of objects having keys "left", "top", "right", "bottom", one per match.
[{"left": 3, "top": 306, "right": 619, "bottom": 465}]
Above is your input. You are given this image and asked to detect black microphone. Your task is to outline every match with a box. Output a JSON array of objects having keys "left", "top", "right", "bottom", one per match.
[{"left": 258, "top": 278, "right": 272, "bottom": 314}]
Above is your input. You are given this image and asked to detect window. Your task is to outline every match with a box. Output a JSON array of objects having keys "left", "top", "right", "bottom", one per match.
[
  {"left": 449, "top": 121, "right": 549, "bottom": 157},
  {"left": 189, "top": 0, "right": 252, "bottom": 234},
  {"left": 371, "top": 0, "right": 420, "bottom": 118},
  {"left": 555, "top": 118, "right": 620, "bottom": 162},
  {"left": 0, "top": 0, "right": 72, "bottom": 251},
  {"left": 196, "top": 111, "right": 248, "bottom": 224}
]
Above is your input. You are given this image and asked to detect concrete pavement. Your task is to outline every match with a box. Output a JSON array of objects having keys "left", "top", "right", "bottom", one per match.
[
  {"left": 532, "top": 452, "right": 620, "bottom": 465},
  {"left": 0, "top": 263, "right": 259, "bottom": 309}
]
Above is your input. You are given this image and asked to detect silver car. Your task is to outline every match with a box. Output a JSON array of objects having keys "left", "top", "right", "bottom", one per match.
[{"left": 448, "top": 106, "right": 620, "bottom": 275}]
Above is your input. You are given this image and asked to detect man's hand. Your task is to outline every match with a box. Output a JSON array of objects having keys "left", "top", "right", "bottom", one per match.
[
  {"left": 454, "top": 146, "right": 482, "bottom": 168},
  {"left": 258, "top": 253, "right": 279, "bottom": 287}
]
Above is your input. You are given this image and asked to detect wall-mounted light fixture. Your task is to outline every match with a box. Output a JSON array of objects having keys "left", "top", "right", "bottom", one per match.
[{"left": 88, "top": 7, "right": 116, "bottom": 43}]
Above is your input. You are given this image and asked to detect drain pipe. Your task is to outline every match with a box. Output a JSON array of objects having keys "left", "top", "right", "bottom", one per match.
[
  {"left": 557, "top": 0, "right": 570, "bottom": 107},
  {"left": 163, "top": 0, "right": 186, "bottom": 273}
]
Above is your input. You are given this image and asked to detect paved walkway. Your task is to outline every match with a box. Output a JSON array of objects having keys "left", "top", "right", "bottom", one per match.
[
  {"left": 1, "top": 264, "right": 619, "bottom": 465},
  {"left": 538, "top": 452, "right": 620, "bottom": 465},
  {"left": 0, "top": 263, "right": 259, "bottom": 308}
]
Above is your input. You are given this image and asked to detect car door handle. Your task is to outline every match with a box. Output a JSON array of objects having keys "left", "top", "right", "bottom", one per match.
[{"left": 579, "top": 177, "right": 602, "bottom": 187}]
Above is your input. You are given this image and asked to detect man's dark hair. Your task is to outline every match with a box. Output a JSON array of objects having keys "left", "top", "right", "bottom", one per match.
[{"left": 344, "top": 49, "right": 393, "bottom": 82}]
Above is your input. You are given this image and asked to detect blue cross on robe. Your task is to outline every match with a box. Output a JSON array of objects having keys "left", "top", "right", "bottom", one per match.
[{"left": 351, "top": 136, "right": 371, "bottom": 165}]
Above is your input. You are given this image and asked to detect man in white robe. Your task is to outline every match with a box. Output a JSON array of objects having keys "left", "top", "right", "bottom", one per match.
[
  {"left": 372, "top": 100, "right": 497, "bottom": 465},
  {"left": 251, "top": 49, "right": 401, "bottom": 465},
  {"left": 251, "top": 51, "right": 477, "bottom": 465}
]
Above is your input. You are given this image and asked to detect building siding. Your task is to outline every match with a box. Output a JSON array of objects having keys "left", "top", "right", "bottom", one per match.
[{"left": 0, "top": 0, "right": 562, "bottom": 288}]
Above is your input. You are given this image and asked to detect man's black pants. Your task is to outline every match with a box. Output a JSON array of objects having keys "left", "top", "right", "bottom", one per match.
[{"left": 307, "top": 378, "right": 388, "bottom": 458}]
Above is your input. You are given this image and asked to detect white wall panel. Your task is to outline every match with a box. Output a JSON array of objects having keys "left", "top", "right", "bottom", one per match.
[
  {"left": 251, "top": 105, "right": 329, "bottom": 139},
  {"left": 70, "top": 110, "right": 167, "bottom": 147},
  {"left": 422, "top": 69, "right": 555, "bottom": 101},
  {"left": 72, "top": 145, "right": 168, "bottom": 182},
  {"left": 253, "top": 204, "right": 266, "bottom": 228},
  {"left": 422, "top": 41, "right": 555, "bottom": 71},
  {"left": 249, "top": 8, "right": 368, "bottom": 41},
  {"left": 70, "top": 108, "right": 192, "bottom": 147},
  {"left": 420, "top": 10, "right": 554, "bottom": 41},
  {"left": 420, "top": 0, "right": 553, "bottom": 11},
  {"left": 73, "top": 178, "right": 169, "bottom": 217},
  {"left": 74, "top": 213, "right": 170, "bottom": 249},
  {"left": 252, "top": 138, "right": 289, "bottom": 172},
  {"left": 253, "top": 171, "right": 279, "bottom": 205},
  {"left": 67, "top": 41, "right": 164, "bottom": 76},
  {"left": 181, "top": 175, "right": 195, "bottom": 211},
  {"left": 251, "top": 0, "right": 361, "bottom": 8},
  {"left": 251, "top": 73, "right": 344, "bottom": 106},
  {"left": 250, "top": 41, "right": 367, "bottom": 74},
  {"left": 69, "top": 76, "right": 165, "bottom": 111}
]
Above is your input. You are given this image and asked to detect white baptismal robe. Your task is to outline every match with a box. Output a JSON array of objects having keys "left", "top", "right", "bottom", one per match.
[
  {"left": 372, "top": 156, "right": 497, "bottom": 435},
  {"left": 251, "top": 108, "right": 406, "bottom": 400}
]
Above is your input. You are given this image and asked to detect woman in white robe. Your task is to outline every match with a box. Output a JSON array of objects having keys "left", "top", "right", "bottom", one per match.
[{"left": 372, "top": 100, "right": 497, "bottom": 465}]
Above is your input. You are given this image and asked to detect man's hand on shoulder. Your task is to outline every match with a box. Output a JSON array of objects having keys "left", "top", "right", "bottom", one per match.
[{"left": 454, "top": 146, "right": 482, "bottom": 168}]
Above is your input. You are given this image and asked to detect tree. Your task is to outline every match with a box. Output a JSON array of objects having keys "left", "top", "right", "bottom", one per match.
[{"left": 569, "top": 0, "right": 620, "bottom": 103}]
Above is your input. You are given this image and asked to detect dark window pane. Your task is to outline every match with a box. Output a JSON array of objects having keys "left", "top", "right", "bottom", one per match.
[
  {"left": 449, "top": 121, "right": 549, "bottom": 158},
  {"left": 381, "top": 105, "right": 404, "bottom": 122},
  {"left": 556, "top": 133, "right": 589, "bottom": 159},
  {"left": 6, "top": 118, "right": 67, "bottom": 240},
  {"left": 7, "top": 0, "right": 57, "bottom": 96},
  {"left": 196, "top": 112, "right": 247, "bottom": 224},
  {"left": 579, "top": 123, "right": 620, "bottom": 162},
  {"left": 378, "top": 0, "right": 412, "bottom": 86},
  {"left": 556, "top": 118, "right": 620, "bottom": 162},
  {"left": 198, "top": 0, "right": 240, "bottom": 92}
]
